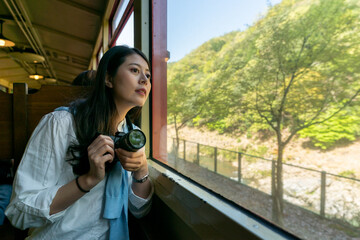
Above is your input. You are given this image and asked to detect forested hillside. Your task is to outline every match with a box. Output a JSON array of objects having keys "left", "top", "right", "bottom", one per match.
[{"left": 167, "top": 0, "right": 360, "bottom": 226}]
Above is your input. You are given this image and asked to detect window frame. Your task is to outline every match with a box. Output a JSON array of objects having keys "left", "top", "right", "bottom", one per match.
[
  {"left": 108, "top": 0, "right": 134, "bottom": 48},
  {"left": 151, "top": 0, "right": 168, "bottom": 161}
]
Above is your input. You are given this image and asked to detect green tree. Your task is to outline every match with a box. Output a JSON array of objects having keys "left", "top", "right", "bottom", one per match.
[
  {"left": 167, "top": 36, "right": 231, "bottom": 156},
  {"left": 236, "top": 0, "right": 360, "bottom": 224},
  {"left": 167, "top": 0, "right": 360, "bottom": 227},
  {"left": 299, "top": 104, "right": 360, "bottom": 149}
]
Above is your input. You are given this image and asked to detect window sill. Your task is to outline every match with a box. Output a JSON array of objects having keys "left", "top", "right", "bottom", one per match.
[{"left": 147, "top": 159, "right": 297, "bottom": 240}]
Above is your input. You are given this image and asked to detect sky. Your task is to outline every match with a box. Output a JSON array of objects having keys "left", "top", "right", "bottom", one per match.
[
  {"left": 167, "top": 0, "right": 282, "bottom": 62},
  {"left": 116, "top": 13, "right": 134, "bottom": 47}
]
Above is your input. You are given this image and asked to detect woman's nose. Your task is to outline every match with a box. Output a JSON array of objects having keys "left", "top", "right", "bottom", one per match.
[{"left": 139, "top": 73, "right": 148, "bottom": 85}]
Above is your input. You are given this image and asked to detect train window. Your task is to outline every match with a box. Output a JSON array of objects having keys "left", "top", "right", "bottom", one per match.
[
  {"left": 111, "top": 0, "right": 131, "bottom": 36},
  {"left": 109, "top": 0, "right": 134, "bottom": 48},
  {"left": 160, "top": 0, "right": 360, "bottom": 239},
  {"left": 96, "top": 46, "right": 103, "bottom": 65},
  {"left": 115, "top": 12, "right": 134, "bottom": 47},
  {"left": 96, "top": 46, "right": 104, "bottom": 64},
  {"left": 0, "top": 85, "right": 7, "bottom": 93}
]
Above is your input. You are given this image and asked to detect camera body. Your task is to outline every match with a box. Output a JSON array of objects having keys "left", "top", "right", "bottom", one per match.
[{"left": 114, "top": 129, "right": 146, "bottom": 152}]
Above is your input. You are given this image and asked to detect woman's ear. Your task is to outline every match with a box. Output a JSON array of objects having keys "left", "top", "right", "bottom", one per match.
[{"left": 105, "top": 74, "right": 113, "bottom": 88}]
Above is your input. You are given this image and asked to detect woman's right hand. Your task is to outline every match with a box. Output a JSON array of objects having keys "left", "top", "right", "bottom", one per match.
[{"left": 84, "top": 135, "right": 115, "bottom": 189}]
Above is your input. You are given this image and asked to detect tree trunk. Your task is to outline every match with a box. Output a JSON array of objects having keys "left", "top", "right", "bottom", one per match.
[
  {"left": 174, "top": 116, "right": 180, "bottom": 163},
  {"left": 272, "top": 133, "right": 284, "bottom": 226}
]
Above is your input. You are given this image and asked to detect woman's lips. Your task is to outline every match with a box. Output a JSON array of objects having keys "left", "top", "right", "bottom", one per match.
[{"left": 136, "top": 89, "right": 146, "bottom": 96}]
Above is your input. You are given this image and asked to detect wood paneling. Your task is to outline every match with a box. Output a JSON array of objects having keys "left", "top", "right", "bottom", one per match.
[
  {"left": 0, "top": 90, "right": 13, "bottom": 160},
  {"left": 13, "top": 84, "right": 28, "bottom": 170},
  {"left": 0, "top": 83, "right": 89, "bottom": 170},
  {"left": 27, "top": 85, "right": 89, "bottom": 137}
]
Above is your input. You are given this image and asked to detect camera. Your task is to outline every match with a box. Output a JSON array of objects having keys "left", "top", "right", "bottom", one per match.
[{"left": 114, "top": 129, "right": 146, "bottom": 152}]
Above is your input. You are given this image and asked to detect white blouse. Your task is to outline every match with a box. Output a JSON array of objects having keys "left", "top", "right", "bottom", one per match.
[{"left": 5, "top": 110, "right": 153, "bottom": 240}]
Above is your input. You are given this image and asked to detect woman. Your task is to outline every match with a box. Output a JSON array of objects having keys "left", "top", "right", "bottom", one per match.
[{"left": 5, "top": 46, "right": 153, "bottom": 239}]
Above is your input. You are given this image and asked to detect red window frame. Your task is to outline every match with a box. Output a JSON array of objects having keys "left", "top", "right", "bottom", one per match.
[{"left": 151, "top": 0, "right": 168, "bottom": 161}]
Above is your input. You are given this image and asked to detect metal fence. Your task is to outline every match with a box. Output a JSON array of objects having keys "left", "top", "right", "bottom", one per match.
[{"left": 168, "top": 137, "right": 360, "bottom": 227}]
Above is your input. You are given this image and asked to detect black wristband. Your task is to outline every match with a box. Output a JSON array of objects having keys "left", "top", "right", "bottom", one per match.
[{"left": 75, "top": 176, "right": 90, "bottom": 193}]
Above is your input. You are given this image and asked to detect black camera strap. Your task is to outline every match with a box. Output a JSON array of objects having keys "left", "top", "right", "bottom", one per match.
[{"left": 125, "top": 115, "right": 134, "bottom": 132}]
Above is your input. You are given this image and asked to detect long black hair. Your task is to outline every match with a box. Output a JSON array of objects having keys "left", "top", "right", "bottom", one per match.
[{"left": 67, "top": 45, "right": 150, "bottom": 175}]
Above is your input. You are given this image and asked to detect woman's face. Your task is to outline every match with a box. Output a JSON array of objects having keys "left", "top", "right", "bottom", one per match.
[{"left": 107, "top": 53, "right": 151, "bottom": 110}]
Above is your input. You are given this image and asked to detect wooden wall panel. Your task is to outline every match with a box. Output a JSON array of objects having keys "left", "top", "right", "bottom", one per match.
[
  {"left": 0, "top": 83, "right": 89, "bottom": 169},
  {"left": 13, "top": 84, "right": 28, "bottom": 169},
  {"left": 0, "top": 90, "right": 13, "bottom": 160},
  {"left": 27, "top": 85, "right": 89, "bottom": 138}
]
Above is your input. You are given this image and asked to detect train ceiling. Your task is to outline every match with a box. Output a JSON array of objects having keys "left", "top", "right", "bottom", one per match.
[{"left": 0, "top": 0, "right": 107, "bottom": 89}]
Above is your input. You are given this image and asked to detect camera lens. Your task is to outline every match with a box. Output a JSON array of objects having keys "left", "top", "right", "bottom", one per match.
[{"left": 128, "top": 129, "right": 146, "bottom": 149}]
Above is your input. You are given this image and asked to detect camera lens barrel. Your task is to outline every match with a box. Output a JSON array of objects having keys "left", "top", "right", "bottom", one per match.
[{"left": 115, "top": 129, "right": 146, "bottom": 152}]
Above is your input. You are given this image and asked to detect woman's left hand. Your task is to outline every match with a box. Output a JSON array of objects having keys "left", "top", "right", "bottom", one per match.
[
  {"left": 116, "top": 147, "right": 151, "bottom": 198},
  {"left": 115, "top": 147, "right": 148, "bottom": 176}
]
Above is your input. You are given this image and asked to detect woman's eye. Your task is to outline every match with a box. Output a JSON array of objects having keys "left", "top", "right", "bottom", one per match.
[
  {"left": 131, "top": 68, "right": 139, "bottom": 73},
  {"left": 146, "top": 74, "right": 151, "bottom": 79}
]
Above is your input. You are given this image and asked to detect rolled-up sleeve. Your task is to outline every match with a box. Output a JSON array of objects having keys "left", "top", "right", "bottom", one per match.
[
  {"left": 128, "top": 178, "right": 154, "bottom": 219},
  {"left": 5, "top": 112, "right": 74, "bottom": 230}
]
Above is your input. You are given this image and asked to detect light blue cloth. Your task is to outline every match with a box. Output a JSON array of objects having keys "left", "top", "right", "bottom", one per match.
[
  {"left": 103, "top": 129, "right": 130, "bottom": 240},
  {"left": 54, "top": 106, "right": 70, "bottom": 112},
  {"left": 0, "top": 184, "right": 12, "bottom": 225},
  {"left": 55, "top": 106, "right": 130, "bottom": 239},
  {"left": 103, "top": 162, "right": 129, "bottom": 240}
]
